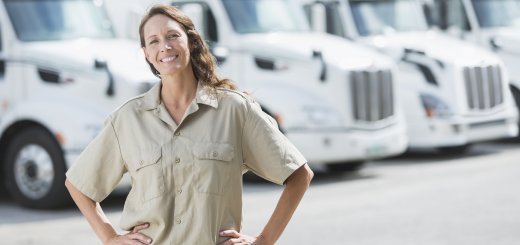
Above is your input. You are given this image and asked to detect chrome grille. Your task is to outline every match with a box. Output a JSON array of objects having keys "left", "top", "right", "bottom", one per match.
[
  {"left": 350, "top": 70, "right": 394, "bottom": 122},
  {"left": 463, "top": 65, "right": 503, "bottom": 110}
]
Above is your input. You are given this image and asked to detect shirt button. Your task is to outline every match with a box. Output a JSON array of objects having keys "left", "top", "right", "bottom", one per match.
[
  {"left": 175, "top": 157, "right": 180, "bottom": 164},
  {"left": 177, "top": 189, "right": 182, "bottom": 194},
  {"left": 174, "top": 131, "right": 180, "bottom": 136},
  {"left": 212, "top": 151, "right": 218, "bottom": 157},
  {"left": 139, "top": 160, "right": 144, "bottom": 165},
  {"left": 285, "top": 159, "right": 291, "bottom": 164},
  {"left": 176, "top": 218, "right": 181, "bottom": 224}
]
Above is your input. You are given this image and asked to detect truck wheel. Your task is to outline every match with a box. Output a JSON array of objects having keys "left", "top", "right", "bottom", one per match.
[
  {"left": 511, "top": 87, "right": 520, "bottom": 132},
  {"left": 4, "top": 128, "right": 70, "bottom": 209},
  {"left": 326, "top": 161, "right": 365, "bottom": 173},
  {"left": 436, "top": 144, "right": 472, "bottom": 155}
]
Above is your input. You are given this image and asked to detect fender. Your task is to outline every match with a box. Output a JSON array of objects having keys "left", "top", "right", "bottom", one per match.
[
  {"left": 0, "top": 99, "right": 106, "bottom": 152},
  {"left": 240, "top": 81, "right": 343, "bottom": 131}
]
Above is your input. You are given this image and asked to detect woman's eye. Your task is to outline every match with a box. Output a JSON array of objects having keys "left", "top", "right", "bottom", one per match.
[
  {"left": 168, "top": 34, "right": 180, "bottom": 39},
  {"left": 148, "top": 40, "right": 157, "bottom": 45}
]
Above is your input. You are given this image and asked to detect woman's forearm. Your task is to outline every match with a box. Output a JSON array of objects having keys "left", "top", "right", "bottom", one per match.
[
  {"left": 259, "top": 164, "right": 314, "bottom": 244},
  {"left": 65, "top": 179, "right": 118, "bottom": 244}
]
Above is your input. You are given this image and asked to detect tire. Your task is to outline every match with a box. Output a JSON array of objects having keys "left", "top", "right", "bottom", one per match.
[
  {"left": 326, "top": 161, "right": 365, "bottom": 173},
  {"left": 4, "top": 127, "right": 70, "bottom": 209},
  {"left": 436, "top": 144, "right": 472, "bottom": 155},
  {"left": 511, "top": 86, "right": 520, "bottom": 131}
]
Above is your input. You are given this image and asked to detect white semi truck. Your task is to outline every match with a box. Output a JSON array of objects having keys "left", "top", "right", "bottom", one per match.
[
  {"left": 304, "top": 0, "right": 519, "bottom": 153},
  {"left": 106, "top": 0, "right": 410, "bottom": 171},
  {"left": 422, "top": 0, "right": 520, "bottom": 131},
  {"left": 0, "top": 0, "right": 161, "bottom": 208},
  {"left": 0, "top": 0, "right": 346, "bottom": 208}
]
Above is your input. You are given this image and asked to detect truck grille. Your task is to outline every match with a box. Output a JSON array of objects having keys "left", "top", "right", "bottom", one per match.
[
  {"left": 350, "top": 70, "right": 394, "bottom": 122},
  {"left": 463, "top": 65, "right": 503, "bottom": 111}
]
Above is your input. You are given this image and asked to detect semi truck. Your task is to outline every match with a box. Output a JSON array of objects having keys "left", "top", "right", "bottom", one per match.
[
  {"left": 304, "top": 0, "right": 518, "bottom": 153},
  {"left": 423, "top": 0, "right": 520, "bottom": 131},
  {"left": 0, "top": 0, "right": 161, "bottom": 208},
  {"left": 106, "top": 0, "right": 410, "bottom": 172}
]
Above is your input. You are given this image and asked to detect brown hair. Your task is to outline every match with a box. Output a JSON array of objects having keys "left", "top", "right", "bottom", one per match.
[{"left": 139, "top": 5, "right": 235, "bottom": 90}]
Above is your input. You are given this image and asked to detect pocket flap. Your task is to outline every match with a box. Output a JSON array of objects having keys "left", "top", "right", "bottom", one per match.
[
  {"left": 134, "top": 147, "right": 162, "bottom": 171},
  {"left": 193, "top": 142, "right": 234, "bottom": 162}
]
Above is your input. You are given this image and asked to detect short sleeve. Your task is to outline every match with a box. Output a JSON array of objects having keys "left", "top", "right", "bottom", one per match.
[
  {"left": 66, "top": 117, "right": 126, "bottom": 202},
  {"left": 242, "top": 99, "right": 307, "bottom": 185}
]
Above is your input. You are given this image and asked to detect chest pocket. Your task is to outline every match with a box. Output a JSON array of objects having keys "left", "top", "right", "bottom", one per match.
[
  {"left": 129, "top": 147, "right": 165, "bottom": 203},
  {"left": 193, "top": 142, "right": 235, "bottom": 195}
]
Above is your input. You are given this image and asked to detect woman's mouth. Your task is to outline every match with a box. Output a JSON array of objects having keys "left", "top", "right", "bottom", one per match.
[{"left": 160, "top": 55, "right": 178, "bottom": 63}]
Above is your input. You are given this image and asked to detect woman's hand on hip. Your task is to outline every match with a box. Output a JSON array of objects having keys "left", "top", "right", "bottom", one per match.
[
  {"left": 105, "top": 223, "right": 152, "bottom": 245},
  {"left": 219, "top": 230, "right": 269, "bottom": 245}
]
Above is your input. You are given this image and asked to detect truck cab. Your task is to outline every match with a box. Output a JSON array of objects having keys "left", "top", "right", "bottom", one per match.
[
  {"left": 304, "top": 0, "right": 519, "bottom": 153},
  {"left": 106, "top": 0, "right": 409, "bottom": 172},
  {"left": 423, "top": 0, "right": 520, "bottom": 131},
  {"left": 0, "top": 0, "right": 159, "bottom": 208}
]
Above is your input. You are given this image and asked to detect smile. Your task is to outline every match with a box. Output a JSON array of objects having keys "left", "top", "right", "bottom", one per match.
[{"left": 160, "top": 55, "right": 178, "bottom": 63}]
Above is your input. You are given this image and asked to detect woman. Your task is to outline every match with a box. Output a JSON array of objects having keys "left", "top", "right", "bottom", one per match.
[{"left": 65, "top": 5, "right": 313, "bottom": 245}]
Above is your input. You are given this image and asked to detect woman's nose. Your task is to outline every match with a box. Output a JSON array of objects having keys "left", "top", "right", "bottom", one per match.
[{"left": 161, "top": 43, "right": 172, "bottom": 52}]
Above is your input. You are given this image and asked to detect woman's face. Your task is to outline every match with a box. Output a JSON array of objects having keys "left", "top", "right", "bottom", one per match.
[{"left": 142, "top": 14, "right": 191, "bottom": 77}]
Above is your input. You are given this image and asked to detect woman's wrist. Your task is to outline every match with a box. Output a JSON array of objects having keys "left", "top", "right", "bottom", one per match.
[{"left": 255, "top": 233, "right": 274, "bottom": 245}]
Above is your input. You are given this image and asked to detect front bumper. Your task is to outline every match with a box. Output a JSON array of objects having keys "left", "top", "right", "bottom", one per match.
[
  {"left": 409, "top": 112, "right": 518, "bottom": 148},
  {"left": 286, "top": 124, "right": 407, "bottom": 167}
]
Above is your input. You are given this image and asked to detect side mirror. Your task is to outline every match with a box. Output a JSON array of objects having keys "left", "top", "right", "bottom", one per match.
[
  {"left": 211, "top": 45, "right": 229, "bottom": 65},
  {"left": 489, "top": 36, "right": 502, "bottom": 51},
  {"left": 94, "top": 59, "right": 107, "bottom": 70},
  {"left": 312, "top": 50, "right": 327, "bottom": 82},
  {"left": 94, "top": 59, "right": 115, "bottom": 97}
]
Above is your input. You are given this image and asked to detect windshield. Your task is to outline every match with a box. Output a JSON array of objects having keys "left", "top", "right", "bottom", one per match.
[
  {"left": 5, "top": 0, "right": 114, "bottom": 42},
  {"left": 350, "top": 0, "right": 429, "bottom": 36},
  {"left": 472, "top": 0, "right": 520, "bottom": 28},
  {"left": 222, "top": 0, "right": 309, "bottom": 33}
]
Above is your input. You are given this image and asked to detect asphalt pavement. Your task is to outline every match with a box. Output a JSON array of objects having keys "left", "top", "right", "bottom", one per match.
[{"left": 1, "top": 140, "right": 519, "bottom": 245}]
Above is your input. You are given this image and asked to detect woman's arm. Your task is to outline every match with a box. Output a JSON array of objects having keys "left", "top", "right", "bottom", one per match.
[
  {"left": 65, "top": 179, "right": 152, "bottom": 245},
  {"left": 220, "top": 163, "right": 314, "bottom": 245}
]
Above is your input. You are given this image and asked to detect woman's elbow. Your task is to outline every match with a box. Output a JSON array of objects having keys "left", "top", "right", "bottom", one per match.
[
  {"left": 303, "top": 163, "right": 314, "bottom": 184},
  {"left": 288, "top": 163, "right": 313, "bottom": 186}
]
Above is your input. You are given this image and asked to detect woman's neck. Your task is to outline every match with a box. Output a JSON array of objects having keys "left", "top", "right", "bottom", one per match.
[{"left": 160, "top": 71, "right": 198, "bottom": 110}]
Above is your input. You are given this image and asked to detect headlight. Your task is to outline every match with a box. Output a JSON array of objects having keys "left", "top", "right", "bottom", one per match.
[
  {"left": 302, "top": 106, "right": 341, "bottom": 127},
  {"left": 420, "top": 93, "right": 452, "bottom": 118}
]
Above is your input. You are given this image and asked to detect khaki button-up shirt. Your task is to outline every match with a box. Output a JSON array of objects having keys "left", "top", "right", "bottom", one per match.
[{"left": 66, "top": 82, "right": 306, "bottom": 244}]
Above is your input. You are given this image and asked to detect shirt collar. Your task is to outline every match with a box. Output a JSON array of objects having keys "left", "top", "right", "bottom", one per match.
[{"left": 140, "top": 81, "right": 219, "bottom": 111}]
